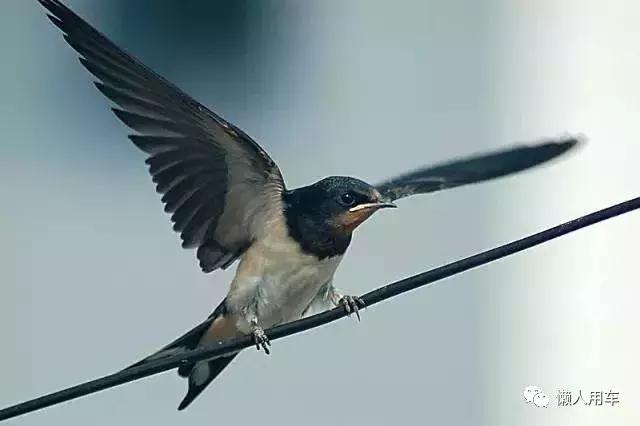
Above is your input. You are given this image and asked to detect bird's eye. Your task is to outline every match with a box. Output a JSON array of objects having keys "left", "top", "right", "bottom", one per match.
[{"left": 340, "top": 192, "right": 356, "bottom": 206}]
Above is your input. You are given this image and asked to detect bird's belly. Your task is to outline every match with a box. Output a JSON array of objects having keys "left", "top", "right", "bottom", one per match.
[
  {"left": 226, "top": 238, "right": 342, "bottom": 333},
  {"left": 258, "top": 266, "right": 331, "bottom": 324}
]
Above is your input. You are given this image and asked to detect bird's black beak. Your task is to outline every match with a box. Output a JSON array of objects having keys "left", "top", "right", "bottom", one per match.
[{"left": 348, "top": 201, "right": 397, "bottom": 212}]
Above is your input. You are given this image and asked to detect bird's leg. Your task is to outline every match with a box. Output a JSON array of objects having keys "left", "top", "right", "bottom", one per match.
[
  {"left": 249, "top": 317, "right": 271, "bottom": 355},
  {"left": 329, "top": 287, "right": 366, "bottom": 321}
]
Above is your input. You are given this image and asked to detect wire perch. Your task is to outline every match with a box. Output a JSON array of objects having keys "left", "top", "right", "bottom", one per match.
[{"left": 1, "top": 196, "right": 639, "bottom": 422}]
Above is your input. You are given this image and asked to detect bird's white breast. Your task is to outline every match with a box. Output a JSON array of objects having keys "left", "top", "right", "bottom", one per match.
[{"left": 226, "top": 222, "right": 342, "bottom": 333}]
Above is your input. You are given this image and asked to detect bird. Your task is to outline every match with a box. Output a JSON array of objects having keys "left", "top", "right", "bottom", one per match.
[{"left": 37, "top": 0, "right": 580, "bottom": 411}]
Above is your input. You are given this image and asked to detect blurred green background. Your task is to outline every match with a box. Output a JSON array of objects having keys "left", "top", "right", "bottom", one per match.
[{"left": 1, "top": 1, "right": 638, "bottom": 425}]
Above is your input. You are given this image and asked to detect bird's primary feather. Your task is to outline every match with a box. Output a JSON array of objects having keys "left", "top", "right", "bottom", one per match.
[
  {"left": 376, "top": 138, "right": 580, "bottom": 202},
  {"left": 38, "top": 0, "right": 286, "bottom": 274}
]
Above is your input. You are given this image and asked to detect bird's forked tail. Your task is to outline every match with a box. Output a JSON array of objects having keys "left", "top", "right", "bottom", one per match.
[{"left": 124, "top": 301, "right": 240, "bottom": 410}]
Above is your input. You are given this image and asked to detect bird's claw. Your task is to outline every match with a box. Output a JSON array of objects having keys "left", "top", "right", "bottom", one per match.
[
  {"left": 252, "top": 326, "right": 271, "bottom": 355},
  {"left": 339, "top": 295, "right": 366, "bottom": 321}
]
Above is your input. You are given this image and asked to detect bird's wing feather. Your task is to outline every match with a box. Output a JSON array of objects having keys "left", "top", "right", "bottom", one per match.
[
  {"left": 38, "top": 0, "right": 286, "bottom": 273},
  {"left": 376, "top": 137, "right": 580, "bottom": 202}
]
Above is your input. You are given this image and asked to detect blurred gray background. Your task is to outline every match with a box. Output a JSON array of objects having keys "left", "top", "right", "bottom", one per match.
[{"left": 1, "top": 0, "right": 638, "bottom": 425}]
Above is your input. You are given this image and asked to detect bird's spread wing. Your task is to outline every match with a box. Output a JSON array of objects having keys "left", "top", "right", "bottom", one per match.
[
  {"left": 376, "top": 137, "right": 580, "bottom": 202},
  {"left": 39, "top": 0, "right": 286, "bottom": 273}
]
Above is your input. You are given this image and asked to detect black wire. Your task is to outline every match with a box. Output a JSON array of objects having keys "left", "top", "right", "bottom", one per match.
[{"left": 1, "top": 196, "right": 639, "bottom": 422}]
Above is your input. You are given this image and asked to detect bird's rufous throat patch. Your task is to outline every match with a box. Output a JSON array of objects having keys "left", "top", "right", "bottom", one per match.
[{"left": 334, "top": 208, "right": 377, "bottom": 233}]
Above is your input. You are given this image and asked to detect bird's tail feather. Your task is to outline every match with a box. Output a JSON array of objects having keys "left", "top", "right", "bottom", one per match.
[
  {"left": 123, "top": 300, "right": 239, "bottom": 410},
  {"left": 177, "top": 354, "right": 237, "bottom": 410},
  {"left": 124, "top": 319, "right": 213, "bottom": 370}
]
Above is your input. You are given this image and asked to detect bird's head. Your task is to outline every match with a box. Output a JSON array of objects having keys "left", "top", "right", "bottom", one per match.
[
  {"left": 285, "top": 176, "right": 397, "bottom": 241},
  {"left": 316, "top": 176, "right": 397, "bottom": 233}
]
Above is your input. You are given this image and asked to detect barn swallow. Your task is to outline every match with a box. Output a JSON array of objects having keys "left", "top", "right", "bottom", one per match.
[{"left": 37, "top": 0, "right": 579, "bottom": 411}]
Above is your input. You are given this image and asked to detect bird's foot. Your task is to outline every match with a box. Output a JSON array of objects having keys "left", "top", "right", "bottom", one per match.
[
  {"left": 251, "top": 325, "right": 271, "bottom": 355},
  {"left": 338, "top": 295, "right": 366, "bottom": 321}
]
